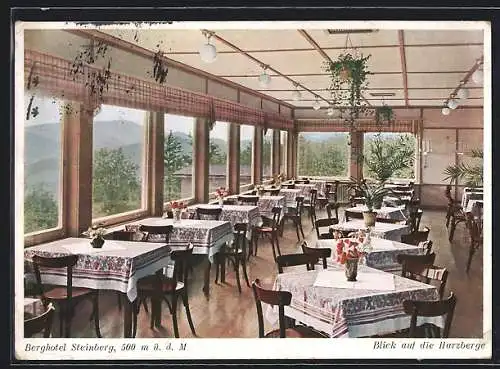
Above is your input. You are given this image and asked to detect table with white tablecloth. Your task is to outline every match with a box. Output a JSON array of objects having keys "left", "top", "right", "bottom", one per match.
[
  {"left": 279, "top": 188, "right": 303, "bottom": 207},
  {"left": 186, "top": 204, "right": 262, "bottom": 228},
  {"left": 330, "top": 220, "right": 409, "bottom": 242},
  {"left": 345, "top": 205, "right": 408, "bottom": 221},
  {"left": 226, "top": 195, "right": 285, "bottom": 219},
  {"left": 461, "top": 190, "right": 483, "bottom": 210}
]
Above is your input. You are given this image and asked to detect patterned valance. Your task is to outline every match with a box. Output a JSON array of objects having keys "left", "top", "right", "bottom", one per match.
[{"left": 296, "top": 118, "right": 420, "bottom": 133}]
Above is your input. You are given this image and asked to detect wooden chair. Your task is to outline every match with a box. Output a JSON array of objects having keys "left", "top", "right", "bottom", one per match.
[
  {"left": 376, "top": 217, "right": 403, "bottom": 224},
  {"left": 302, "top": 188, "right": 318, "bottom": 228},
  {"left": 403, "top": 292, "right": 457, "bottom": 338},
  {"left": 252, "top": 206, "right": 282, "bottom": 261},
  {"left": 215, "top": 223, "right": 251, "bottom": 293},
  {"left": 24, "top": 303, "right": 55, "bottom": 338},
  {"left": 403, "top": 261, "right": 449, "bottom": 299},
  {"left": 134, "top": 245, "right": 196, "bottom": 338},
  {"left": 344, "top": 209, "right": 363, "bottom": 221},
  {"left": 139, "top": 225, "right": 174, "bottom": 243},
  {"left": 397, "top": 252, "right": 436, "bottom": 278},
  {"left": 466, "top": 212, "right": 483, "bottom": 274},
  {"left": 251, "top": 279, "right": 328, "bottom": 338},
  {"left": 407, "top": 208, "right": 423, "bottom": 233},
  {"left": 196, "top": 206, "right": 223, "bottom": 220},
  {"left": 223, "top": 198, "right": 238, "bottom": 205},
  {"left": 315, "top": 217, "right": 339, "bottom": 239},
  {"left": 417, "top": 240, "right": 434, "bottom": 256},
  {"left": 400, "top": 227, "right": 430, "bottom": 245},
  {"left": 32, "top": 254, "right": 101, "bottom": 338},
  {"left": 301, "top": 241, "right": 331, "bottom": 270},
  {"left": 282, "top": 183, "right": 295, "bottom": 189},
  {"left": 238, "top": 195, "right": 259, "bottom": 206},
  {"left": 276, "top": 253, "right": 320, "bottom": 274},
  {"left": 316, "top": 183, "right": 330, "bottom": 208},
  {"left": 111, "top": 230, "right": 137, "bottom": 241},
  {"left": 280, "top": 196, "right": 305, "bottom": 241},
  {"left": 444, "top": 185, "right": 467, "bottom": 241}
]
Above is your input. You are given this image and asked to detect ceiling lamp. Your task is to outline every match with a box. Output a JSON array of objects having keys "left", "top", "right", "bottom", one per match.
[
  {"left": 456, "top": 88, "right": 469, "bottom": 101},
  {"left": 258, "top": 66, "right": 271, "bottom": 88},
  {"left": 312, "top": 98, "right": 321, "bottom": 110},
  {"left": 447, "top": 99, "right": 458, "bottom": 110},
  {"left": 471, "top": 69, "right": 483, "bottom": 84},
  {"left": 291, "top": 84, "right": 302, "bottom": 101},
  {"left": 441, "top": 107, "right": 451, "bottom": 116},
  {"left": 327, "top": 107, "right": 335, "bottom": 116},
  {"left": 199, "top": 31, "right": 217, "bottom": 63}
]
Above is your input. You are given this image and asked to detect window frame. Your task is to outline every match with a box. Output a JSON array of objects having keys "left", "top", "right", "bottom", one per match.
[{"left": 239, "top": 123, "right": 255, "bottom": 191}]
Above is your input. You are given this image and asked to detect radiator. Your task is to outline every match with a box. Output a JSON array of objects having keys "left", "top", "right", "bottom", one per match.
[{"left": 336, "top": 182, "right": 350, "bottom": 204}]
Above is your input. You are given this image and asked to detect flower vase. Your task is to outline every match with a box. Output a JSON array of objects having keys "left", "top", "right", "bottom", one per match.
[
  {"left": 90, "top": 237, "right": 105, "bottom": 249},
  {"left": 173, "top": 209, "right": 181, "bottom": 223},
  {"left": 345, "top": 258, "right": 359, "bottom": 281},
  {"left": 218, "top": 198, "right": 223, "bottom": 206}
]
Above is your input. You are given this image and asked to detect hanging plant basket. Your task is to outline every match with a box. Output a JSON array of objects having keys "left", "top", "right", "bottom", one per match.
[{"left": 375, "top": 105, "right": 394, "bottom": 125}]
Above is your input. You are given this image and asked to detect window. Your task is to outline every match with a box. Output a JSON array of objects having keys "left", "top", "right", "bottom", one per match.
[
  {"left": 240, "top": 124, "right": 254, "bottom": 188},
  {"left": 92, "top": 105, "right": 147, "bottom": 219},
  {"left": 24, "top": 96, "right": 63, "bottom": 234},
  {"left": 164, "top": 114, "right": 195, "bottom": 202},
  {"left": 209, "top": 121, "right": 229, "bottom": 193},
  {"left": 363, "top": 132, "right": 416, "bottom": 180},
  {"left": 280, "top": 130, "right": 287, "bottom": 176},
  {"left": 297, "top": 132, "right": 349, "bottom": 177},
  {"left": 262, "top": 128, "right": 273, "bottom": 180}
]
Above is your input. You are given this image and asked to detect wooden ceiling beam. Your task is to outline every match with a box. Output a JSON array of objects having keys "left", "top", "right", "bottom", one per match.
[
  {"left": 446, "top": 55, "right": 484, "bottom": 104},
  {"left": 218, "top": 70, "right": 473, "bottom": 77},
  {"left": 398, "top": 30, "right": 410, "bottom": 107},
  {"left": 64, "top": 29, "right": 295, "bottom": 109},
  {"left": 297, "top": 29, "right": 372, "bottom": 107}
]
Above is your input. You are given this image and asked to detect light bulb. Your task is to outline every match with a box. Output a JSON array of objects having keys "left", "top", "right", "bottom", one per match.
[
  {"left": 447, "top": 99, "right": 458, "bottom": 110},
  {"left": 258, "top": 71, "right": 271, "bottom": 87},
  {"left": 199, "top": 42, "right": 217, "bottom": 63},
  {"left": 471, "top": 69, "right": 483, "bottom": 84},
  {"left": 441, "top": 107, "right": 450, "bottom": 116},
  {"left": 312, "top": 100, "right": 321, "bottom": 110},
  {"left": 327, "top": 107, "right": 334, "bottom": 116},
  {"left": 456, "top": 88, "right": 469, "bottom": 100},
  {"left": 292, "top": 89, "right": 302, "bottom": 101}
]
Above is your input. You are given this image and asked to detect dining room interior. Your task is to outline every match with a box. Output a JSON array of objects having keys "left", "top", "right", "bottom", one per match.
[{"left": 19, "top": 21, "right": 487, "bottom": 342}]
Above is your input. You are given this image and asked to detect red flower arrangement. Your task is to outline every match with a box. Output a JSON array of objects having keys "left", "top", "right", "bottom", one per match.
[
  {"left": 169, "top": 201, "right": 186, "bottom": 210},
  {"left": 215, "top": 187, "right": 229, "bottom": 199},
  {"left": 335, "top": 239, "right": 366, "bottom": 264}
]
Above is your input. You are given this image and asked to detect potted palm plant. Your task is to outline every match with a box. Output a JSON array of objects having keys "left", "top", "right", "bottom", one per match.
[
  {"left": 348, "top": 177, "right": 392, "bottom": 227},
  {"left": 443, "top": 149, "right": 483, "bottom": 187}
]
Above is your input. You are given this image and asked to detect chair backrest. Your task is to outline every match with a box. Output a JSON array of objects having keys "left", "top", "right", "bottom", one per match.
[
  {"left": 238, "top": 195, "right": 259, "bottom": 206},
  {"left": 315, "top": 218, "right": 338, "bottom": 239},
  {"left": 401, "top": 227, "right": 430, "bottom": 245},
  {"left": 404, "top": 262, "right": 448, "bottom": 299},
  {"left": 32, "top": 254, "right": 79, "bottom": 304},
  {"left": 309, "top": 189, "right": 318, "bottom": 206},
  {"left": 344, "top": 210, "right": 363, "bottom": 221},
  {"left": 301, "top": 241, "right": 331, "bottom": 269},
  {"left": 196, "top": 206, "right": 223, "bottom": 220},
  {"left": 139, "top": 224, "right": 174, "bottom": 243},
  {"left": 223, "top": 198, "right": 238, "bottom": 205},
  {"left": 293, "top": 196, "right": 305, "bottom": 216},
  {"left": 466, "top": 213, "right": 483, "bottom": 243},
  {"left": 417, "top": 240, "right": 434, "bottom": 256},
  {"left": 350, "top": 197, "right": 366, "bottom": 207},
  {"left": 408, "top": 208, "right": 423, "bottom": 233},
  {"left": 464, "top": 187, "right": 483, "bottom": 193},
  {"left": 403, "top": 292, "right": 457, "bottom": 338},
  {"left": 170, "top": 244, "right": 195, "bottom": 287},
  {"left": 282, "top": 184, "right": 295, "bottom": 189},
  {"left": 251, "top": 279, "right": 292, "bottom": 338},
  {"left": 231, "top": 223, "right": 248, "bottom": 255},
  {"left": 397, "top": 252, "right": 436, "bottom": 278},
  {"left": 111, "top": 230, "right": 137, "bottom": 241},
  {"left": 24, "top": 303, "right": 55, "bottom": 338},
  {"left": 325, "top": 203, "right": 333, "bottom": 219},
  {"left": 376, "top": 217, "right": 402, "bottom": 224},
  {"left": 276, "top": 253, "right": 320, "bottom": 274}
]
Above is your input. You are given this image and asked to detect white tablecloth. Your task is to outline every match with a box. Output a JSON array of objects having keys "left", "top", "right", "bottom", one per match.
[
  {"left": 279, "top": 188, "right": 302, "bottom": 207},
  {"left": 331, "top": 220, "right": 409, "bottom": 242},
  {"left": 461, "top": 191, "right": 483, "bottom": 209},
  {"left": 345, "top": 206, "right": 408, "bottom": 221}
]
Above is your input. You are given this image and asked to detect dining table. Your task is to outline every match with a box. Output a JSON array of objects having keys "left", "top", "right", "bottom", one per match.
[
  {"left": 226, "top": 194, "right": 286, "bottom": 219},
  {"left": 266, "top": 264, "right": 444, "bottom": 337},
  {"left": 344, "top": 205, "right": 408, "bottom": 222},
  {"left": 24, "top": 237, "right": 172, "bottom": 337},
  {"left": 330, "top": 219, "right": 409, "bottom": 242},
  {"left": 186, "top": 204, "right": 262, "bottom": 229},
  {"left": 461, "top": 190, "right": 483, "bottom": 210},
  {"left": 278, "top": 188, "right": 303, "bottom": 207}
]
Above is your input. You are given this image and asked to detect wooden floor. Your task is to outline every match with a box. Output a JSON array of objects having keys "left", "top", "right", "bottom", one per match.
[{"left": 51, "top": 208, "right": 484, "bottom": 339}]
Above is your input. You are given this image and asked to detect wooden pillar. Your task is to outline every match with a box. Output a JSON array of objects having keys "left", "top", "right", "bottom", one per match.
[
  {"left": 228, "top": 123, "right": 240, "bottom": 194},
  {"left": 253, "top": 126, "right": 263, "bottom": 185},
  {"left": 194, "top": 118, "right": 209, "bottom": 203},
  {"left": 64, "top": 103, "right": 93, "bottom": 236},
  {"left": 147, "top": 111, "right": 164, "bottom": 216},
  {"left": 272, "top": 129, "right": 280, "bottom": 177},
  {"left": 349, "top": 131, "right": 364, "bottom": 180},
  {"left": 288, "top": 130, "right": 297, "bottom": 178}
]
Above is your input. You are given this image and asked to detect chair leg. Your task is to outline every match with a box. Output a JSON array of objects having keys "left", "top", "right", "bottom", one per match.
[
  {"left": 241, "top": 255, "right": 251, "bottom": 288},
  {"left": 448, "top": 220, "right": 457, "bottom": 242},
  {"left": 182, "top": 291, "right": 196, "bottom": 336},
  {"left": 117, "top": 292, "right": 122, "bottom": 311},
  {"left": 466, "top": 242, "right": 477, "bottom": 274},
  {"left": 142, "top": 298, "right": 149, "bottom": 314},
  {"left": 253, "top": 233, "right": 259, "bottom": 257},
  {"left": 65, "top": 304, "right": 72, "bottom": 338},
  {"left": 92, "top": 292, "right": 102, "bottom": 338},
  {"left": 234, "top": 258, "right": 242, "bottom": 294},
  {"left": 293, "top": 218, "right": 300, "bottom": 241},
  {"left": 132, "top": 300, "right": 139, "bottom": 338},
  {"left": 172, "top": 294, "right": 180, "bottom": 338},
  {"left": 274, "top": 232, "right": 282, "bottom": 257},
  {"left": 215, "top": 256, "right": 220, "bottom": 284},
  {"left": 59, "top": 305, "right": 64, "bottom": 338},
  {"left": 270, "top": 236, "right": 277, "bottom": 262},
  {"left": 298, "top": 217, "right": 305, "bottom": 239}
]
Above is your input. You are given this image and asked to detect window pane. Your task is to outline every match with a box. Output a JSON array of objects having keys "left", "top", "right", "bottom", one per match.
[
  {"left": 363, "top": 132, "right": 416, "bottom": 180},
  {"left": 92, "top": 105, "right": 146, "bottom": 219},
  {"left": 280, "top": 130, "right": 287, "bottom": 175},
  {"left": 209, "top": 121, "right": 229, "bottom": 193},
  {"left": 240, "top": 124, "right": 254, "bottom": 188},
  {"left": 24, "top": 96, "right": 63, "bottom": 234},
  {"left": 263, "top": 129, "right": 273, "bottom": 180},
  {"left": 164, "top": 114, "right": 195, "bottom": 202},
  {"left": 298, "top": 132, "right": 349, "bottom": 177}
]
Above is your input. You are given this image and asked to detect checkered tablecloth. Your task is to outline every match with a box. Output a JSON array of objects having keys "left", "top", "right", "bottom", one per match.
[
  {"left": 24, "top": 238, "right": 172, "bottom": 302},
  {"left": 186, "top": 204, "right": 262, "bottom": 227},
  {"left": 309, "top": 180, "right": 327, "bottom": 196},
  {"left": 279, "top": 188, "right": 302, "bottom": 207},
  {"left": 345, "top": 206, "right": 408, "bottom": 221},
  {"left": 331, "top": 220, "right": 409, "bottom": 242},
  {"left": 266, "top": 264, "right": 443, "bottom": 338},
  {"left": 461, "top": 191, "right": 483, "bottom": 209}
]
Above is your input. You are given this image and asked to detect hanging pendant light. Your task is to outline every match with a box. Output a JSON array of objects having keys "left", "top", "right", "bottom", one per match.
[
  {"left": 456, "top": 88, "right": 469, "bottom": 101},
  {"left": 291, "top": 83, "right": 302, "bottom": 101},
  {"left": 312, "top": 98, "right": 321, "bottom": 110},
  {"left": 447, "top": 99, "right": 458, "bottom": 110},
  {"left": 199, "top": 31, "right": 217, "bottom": 63},
  {"left": 441, "top": 107, "right": 451, "bottom": 116},
  {"left": 258, "top": 66, "right": 271, "bottom": 88},
  {"left": 327, "top": 107, "right": 335, "bottom": 116},
  {"left": 471, "top": 69, "right": 483, "bottom": 84}
]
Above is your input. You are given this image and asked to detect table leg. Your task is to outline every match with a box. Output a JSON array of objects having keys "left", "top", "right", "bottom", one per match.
[
  {"left": 122, "top": 293, "right": 132, "bottom": 338},
  {"left": 203, "top": 259, "right": 211, "bottom": 298}
]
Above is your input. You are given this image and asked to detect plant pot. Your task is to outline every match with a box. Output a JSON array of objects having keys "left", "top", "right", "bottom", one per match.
[
  {"left": 363, "top": 211, "right": 377, "bottom": 227},
  {"left": 90, "top": 237, "right": 105, "bottom": 249},
  {"left": 345, "top": 258, "right": 359, "bottom": 281},
  {"left": 218, "top": 198, "right": 223, "bottom": 206},
  {"left": 173, "top": 209, "right": 181, "bottom": 223}
]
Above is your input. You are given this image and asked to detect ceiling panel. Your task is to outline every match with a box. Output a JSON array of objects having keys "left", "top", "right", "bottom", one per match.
[
  {"left": 225, "top": 76, "right": 292, "bottom": 91},
  {"left": 366, "top": 73, "right": 404, "bottom": 89},
  {"left": 247, "top": 50, "right": 325, "bottom": 75},
  {"left": 324, "top": 47, "right": 402, "bottom": 73},
  {"left": 214, "top": 30, "right": 312, "bottom": 51},
  {"left": 404, "top": 30, "right": 484, "bottom": 45},
  {"left": 408, "top": 88, "right": 483, "bottom": 99},
  {"left": 406, "top": 45, "right": 483, "bottom": 72},
  {"left": 306, "top": 29, "right": 400, "bottom": 47},
  {"left": 407, "top": 72, "right": 466, "bottom": 88}
]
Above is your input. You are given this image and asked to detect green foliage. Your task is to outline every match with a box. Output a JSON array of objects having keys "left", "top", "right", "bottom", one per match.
[
  {"left": 92, "top": 147, "right": 141, "bottom": 217},
  {"left": 443, "top": 149, "right": 483, "bottom": 187},
  {"left": 375, "top": 105, "right": 394, "bottom": 124},
  {"left": 240, "top": 140, "right": 252, "bottom": 166},
  {"left": 24, "top": 184, "right": 58, "bottom": 233},
  {"left": 348, "top": 177, "right": 392, "bottom": 211},
  {"left": 363, "top": 133, "right": 415, "bottom": 182},
  {"left": 298, "top": 135, "right": 348, "bottom": 177},
  {"left": 209, "top": 138, "right": 227, "bottom": 165},
  {"left": 164, "top": 131, "right": 192, "bottom": 201}
]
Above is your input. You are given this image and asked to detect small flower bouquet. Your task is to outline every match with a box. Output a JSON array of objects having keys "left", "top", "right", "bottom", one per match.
[
  {"left": 83, "top": 225, "right": 107, "bottom": 248},
  {"left": 169, "top": 201, "right": 186, "bottom": 221},
  {"left": 215, "top": 187, "right": 228, "bottom": 205},
  {"left": 335, "top": 238, "right": 371, "bottom": 281}
]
